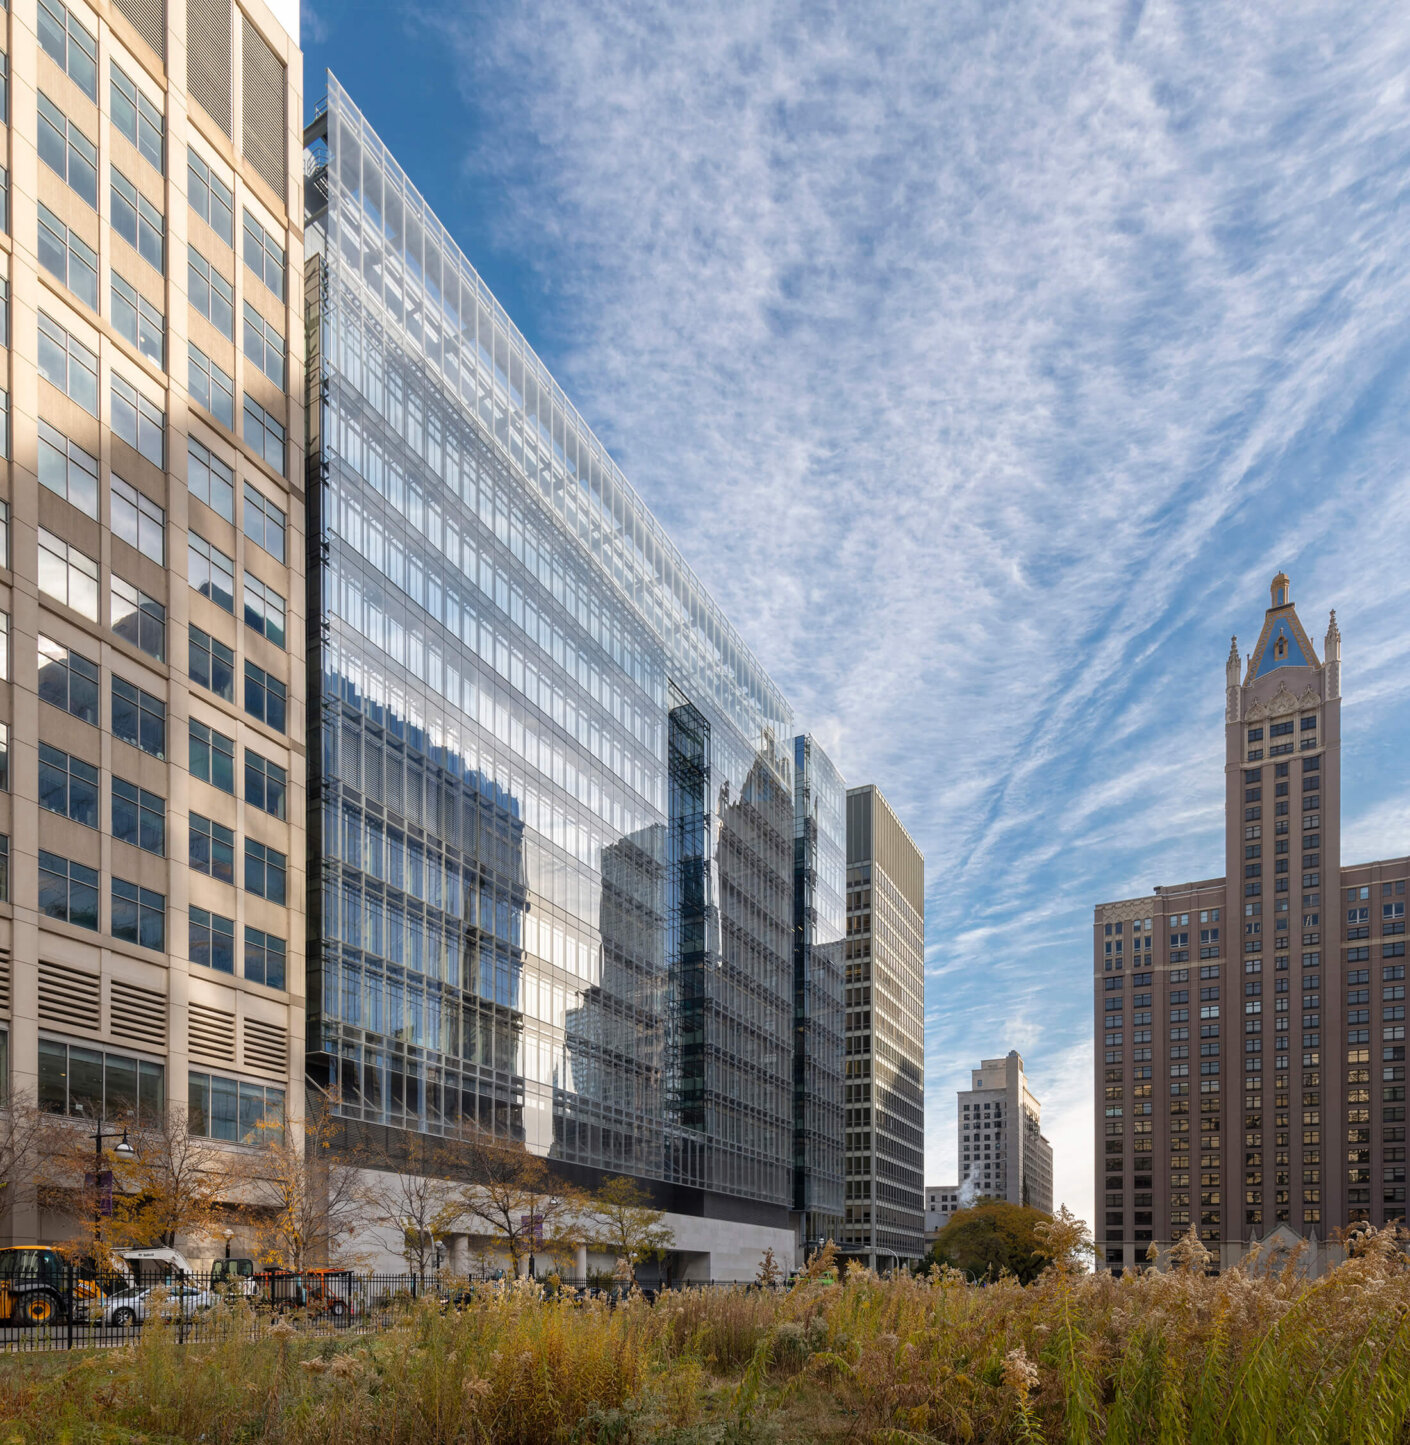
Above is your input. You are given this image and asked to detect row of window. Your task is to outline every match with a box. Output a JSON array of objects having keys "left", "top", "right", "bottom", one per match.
[
  {"left": 38, "top": 527, "right": 284, "bottom": 662},
  {"left": 34, "top": 1033, "right": 285, "bottom": 1143},
  {"left": 40, "top": 845, "right": 287, "bottom": 953},
  {"left": 40, "top": 732, "right": 286, "bottom": 845},
  {"left": 41, "top": 632, "right": 287, "bottom": 754}
]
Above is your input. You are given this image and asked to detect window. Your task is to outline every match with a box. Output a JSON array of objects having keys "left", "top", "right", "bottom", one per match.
[
  {"left": 189, "top": 626, "right": 235, "bottom": 701},
  {"left": 110, "top": 274, "right": 163, "bottom": 365},
  {"left": 243, "top": 210, "right": 285, "bottom": 298},
  {"left": 37, "top": 744, "right": 98, "bottom": 826},
  {"left": 38, "top": 314, "right": 98, "bottom": 413},
  {"left": 110, "top": 477, "right": 164, "bottom": 563},
  {"left": 37, "top": 423, "right": 98, "bottom": 516},
  {"left": 112, "top": 677, "right": 165, "bottom": 758},
  {"left": 244, "top": 661, "right": 286, "bottom": 731},
  {"left": 111, "top": 374, "right": 165, "bottom": 467},
  {"left": 189, "top": 154, "right": 234, "bottom": 245},
  {"left": 39, "top": 1041, "right": 163, "bottom": 1121},
  {"left": 242, "top": 303, "right": 285, "bottom": 387},
  {"left": 112, "top": 778, "right": 164, "bottom": 855},
  {"left": 188, "top": 439, "right": 234, "bottom": 520},
  {"left": 189, "top": 718, "right": 235, "bottom": 794},
  {"left": 190, "top": 812, "right": 235, "bottom": 884},
  {"left": 37, "top": 205, "right": 97, "bottom": 308},
  {"left": 189, "top": 345, "right": 235, "bottom": 428},
  {"left": 112, "top": 878, "right": 164, "bottom": 950},
  {"left": 188, "top": 533, "right": 235, "bottom": 611},
  {"left": 245, "top": 840, "right": 286, "bottom": 904},
  {"left": 243, "top": 483, "right": 286, "bottom": 562},
  {"left": 0, "top": 51, "right": 8, "bottom": 125},
  {"left": 37, "top": 94, "right": 96, "bottom": 206},
  {"left": 110, "top": 63, "right": 163, "bottom": 172},
  {"left": 0, "top": 167, "right": 9, "bottom": 235},
  {"left": 38, "top": 529, "right": 98, "bottom": 619},
  {"left": 111, "top": 170, "right": 164, "bottom": 272},
  {"left": 242, "top": 396, "right": 285, "bottom": 474},
  {"left": 0, "top": 833, "right": 8, "bottom": 901},
  {"left": 38, "top": 635, "right": 99, "bottom": 723},
  {"left": 189, "top": 1072, "right": 283, "bottom": 1143},
  {"left": 243, "top": 573, "right": 285, "bottom": 647},
  {"left": 245, "top": 750, "right": 286, "bottom": 819},
  {"left": 0, "top": 612, "right": 9, "bottom": 684},
  {"left": 188, "top": 251, "right": 234, "bottom": 339},
  {"left": 37, "top": 0, "right": 97, "bottom": 97},
  {"left": 38, "top": 851, "right": 98, "bottom": 930},
  {"left": 110, "top": 576, "right": 164, "bottom": 660},
  {"left": 189, "top": 907, "right": 235, "bottom": 974},
  {"left": 244, "top": 927, "right": 286, "bottom": 989},
  {"left": 0, "top": 280, "right": 6, "bottom": 348}
]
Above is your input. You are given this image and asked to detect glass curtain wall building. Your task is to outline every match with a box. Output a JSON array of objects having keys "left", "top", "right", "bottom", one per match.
[
  {"left": 303, "top": 78, "right": 821, "bottom": 1269},
  {"left": 793, "top": 734, "right": 845, "bottom": 1254}
]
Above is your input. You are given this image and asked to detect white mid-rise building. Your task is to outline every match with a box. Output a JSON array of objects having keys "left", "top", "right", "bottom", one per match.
[{"left": 957, "top": 1052, "right": 1053, "bottom": 1213}]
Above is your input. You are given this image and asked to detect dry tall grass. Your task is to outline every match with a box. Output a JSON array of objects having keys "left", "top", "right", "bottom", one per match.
[{"left": 5, "top": 1225, "right": 1410, "bottom": 1443}]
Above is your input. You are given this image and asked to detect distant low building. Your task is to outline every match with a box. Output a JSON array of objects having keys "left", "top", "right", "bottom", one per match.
[{"left": 924, "top": 1183, "right": 961, "bottom": 1249}]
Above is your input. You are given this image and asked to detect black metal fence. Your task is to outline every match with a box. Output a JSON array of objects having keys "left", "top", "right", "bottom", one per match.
[{"left": 0, "top": 1267, "right": 445, "bottom": 1352}]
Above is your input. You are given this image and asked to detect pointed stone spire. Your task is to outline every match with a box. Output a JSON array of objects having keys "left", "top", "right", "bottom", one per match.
[
  {"left": 1225, "top": 635, "right": 1242, "bottom": 723},
  {"left": 1325, "top": 610, "right": 1341, "bottom": 700}
]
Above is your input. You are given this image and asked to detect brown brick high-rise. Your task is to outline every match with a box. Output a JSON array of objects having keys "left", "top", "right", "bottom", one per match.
[{"left": 1094, "top": 574, "right": 1408, "bottom": 1273}]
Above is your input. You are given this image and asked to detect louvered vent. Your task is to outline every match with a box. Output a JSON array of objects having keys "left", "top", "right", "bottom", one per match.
[
  {"left": 244, "top": 1016, "right": 288, "bottom": 1074},
  {"left": 188, "top": 1000, "right": 236, "bottom": 1064},
  {"left": 187, "top": 0, "right": 231, "bottom": 136},
  {"left": 0, "top": 949, "right": 10, "bottom": 1015},
  {"left": 241, "top": 13, "right": 285, "bottom": 199},
  {"left": 115, "top": 0, "right": 165, "bottom": 63},
  {"left": 110, "top": 977, "right": 167, "bottom": 1049},
  {"left": 38, "top": 961, "right": 101, "bottom": 1033}
]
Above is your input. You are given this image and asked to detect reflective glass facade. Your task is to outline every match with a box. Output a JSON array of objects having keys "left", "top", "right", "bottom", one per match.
[
  {"left": 793, "top": 734, "right": 845, "bottom": 1248},
  {"left": 304, "top": 79, "right": 802, "bottom": 1214}
]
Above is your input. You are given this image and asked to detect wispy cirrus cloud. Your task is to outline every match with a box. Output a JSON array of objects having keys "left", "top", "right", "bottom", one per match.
[{"left": 319, "top": 0, "right": 1410, "bottom": 1222}]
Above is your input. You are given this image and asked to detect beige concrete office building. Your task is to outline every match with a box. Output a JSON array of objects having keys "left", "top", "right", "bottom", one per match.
[
  {"left": 842, "top": 783, "right": 925, "bottom": 1268},
  {"left": 1094, "top": 574, "right": 1409, "bottom": 1274},
  {"left": 0, "top": 0, "right": 304, "bottom": 1247},
  {"left": 957, "top": 1051, "right": 1053, "bottom": 1213}
]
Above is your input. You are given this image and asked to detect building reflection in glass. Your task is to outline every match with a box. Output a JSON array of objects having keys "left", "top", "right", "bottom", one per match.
[{"left": 304, "top": 79, "right": 803, "bottom": 1225}]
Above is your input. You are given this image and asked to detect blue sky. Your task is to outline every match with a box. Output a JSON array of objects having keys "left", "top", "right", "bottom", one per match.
[{"left": 303, "top": 0, "right": 1410, "bottom": 1225}]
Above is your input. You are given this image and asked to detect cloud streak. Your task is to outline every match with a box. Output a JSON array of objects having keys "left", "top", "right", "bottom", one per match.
[{"left": 387, "top": 0, "right": 1410, "bottom": 1223}]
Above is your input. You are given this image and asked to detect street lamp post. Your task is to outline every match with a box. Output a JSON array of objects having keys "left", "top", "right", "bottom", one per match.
[
  {"left": 223, "top": 1227, "right": 234, "bottom": 1260},
  {"left": 91, "top": 1122, "right": 135, "bottom": 1251}
]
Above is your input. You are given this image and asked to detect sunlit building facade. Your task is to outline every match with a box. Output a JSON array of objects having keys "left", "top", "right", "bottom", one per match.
[
  {"left": 842, "top": 784, "right": 926, "bottom": 1268},
  {"left": 1, "top": 0, "right": 305, "bottom": 1246},
  {"left": 1095, "top": 575, "right": 1409, "bottom": 1274},
  {"left": 303, "top": 78, "right": 827, "bottom": 1276}
]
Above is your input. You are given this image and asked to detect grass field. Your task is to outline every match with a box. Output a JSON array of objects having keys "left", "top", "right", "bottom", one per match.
[{"left": 3, "top": 1224, "right": 1410, "bottom": 1443}]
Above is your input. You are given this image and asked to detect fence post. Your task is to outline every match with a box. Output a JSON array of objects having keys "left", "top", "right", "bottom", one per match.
[
  {"left": 410, "top": 1271, "right": 417, "bottom": 1301},
  {"left": 66, "top": 1263, "right": 74, "bottom": 1351}
]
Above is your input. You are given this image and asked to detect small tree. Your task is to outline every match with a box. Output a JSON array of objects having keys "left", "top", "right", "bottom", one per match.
[
  {"left": 0, "top": 1093, "right": 54, "bottom": 1224},
  {"left": 588, "top": 1176, "right": 674, "bottom": 1283},
  {"left": 240, "top": 1093, "right": 362, "bottom": 1269},
  {"left": 756, "top": 1247, "right": 783, "bottom": 1287},
  {"left": 458, "top": 1131, "right": 582, "bottom": 1277},
  {"left": 106, "top": 1105, "right": 234, "bottom": 1250},
  {"left": 361, "top": 1135, "right": 464, "bottom": 1286},
  {"left": 928, "top": 1199, "right": 1052, "bottom": 1284}
]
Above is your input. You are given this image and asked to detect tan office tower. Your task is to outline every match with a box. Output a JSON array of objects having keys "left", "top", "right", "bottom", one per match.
[
  {"left": 842, "top": 784, "right": 925, "bottom": 1268},
  {"left": 1, "top": 0, "right": 304, "bottom": 1247},
  {"left": 957, "top": 1051, "right": 1053, "bottom": 1212},
  {"left": 1094, "top": 574, "right": 1408, "bottom": 1274}
]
